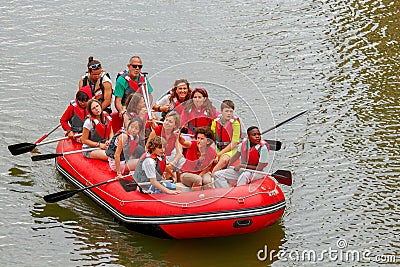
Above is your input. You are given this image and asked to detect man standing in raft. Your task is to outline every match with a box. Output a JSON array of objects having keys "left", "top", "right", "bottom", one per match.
[
  {"left": 114, "top": 56, "right": 154, "bottom": 119},
  {"left": 213, "top": 126, "right": 270, "bottom": 188}
]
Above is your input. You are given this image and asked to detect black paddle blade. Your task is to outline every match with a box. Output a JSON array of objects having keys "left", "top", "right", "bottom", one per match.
[
  {"left": 272, "top": 170, "right": 292, "bottom": 186},
  {"left": 8, "top": 143, "right": 37, "bottom": 155},
  {"left": 44, "top": 189, "right": 79, "bottom": 203},
  {"left": 265, "top": 140, "right": 282, "bottom": 151},
  {"left": 31, "top": 153, "right": 62, "bottom": 161}
]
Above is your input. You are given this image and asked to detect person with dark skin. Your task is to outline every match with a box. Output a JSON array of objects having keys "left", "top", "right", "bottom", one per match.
[{"left": 213, "top": 126, "right": 270, "bottom": 188}]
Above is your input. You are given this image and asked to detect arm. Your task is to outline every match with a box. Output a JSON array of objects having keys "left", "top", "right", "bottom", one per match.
[
  {"left": 178, "top": 133, "right": 192, "bottom": 148},
  {"left": 101, "top": 81, "right": 112, "bottom": 111},
  {"left": 81, "top": 124, "right": 102, "bottom": 149},
  {"left": 60, "top": 105, "right": 74, "bottom": 132},
  {"left": 114, "top": 133, "right": 127, "bottom": 176},
  {"left": 145, "top": 130, "right": 157, "bottom": 152},
  {"left": 114, "top": 77, "right": 125, "bottom": 116}
]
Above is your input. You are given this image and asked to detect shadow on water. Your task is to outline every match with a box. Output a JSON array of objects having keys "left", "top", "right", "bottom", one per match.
[{"left": 31, "top": 193, "right": 285, "bottom": 266}]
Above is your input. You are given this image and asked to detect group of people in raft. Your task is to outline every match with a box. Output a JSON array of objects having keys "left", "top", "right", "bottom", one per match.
[{"left": 60, "top": 56, "right": 271, "bottom": 194}]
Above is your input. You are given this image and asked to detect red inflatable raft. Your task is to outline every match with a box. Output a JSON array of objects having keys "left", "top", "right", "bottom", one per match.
[{"left": 54, "top": 138, "right": 286, "bottom": 239}]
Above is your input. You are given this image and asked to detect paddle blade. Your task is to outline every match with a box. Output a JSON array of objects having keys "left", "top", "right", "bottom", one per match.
[
  {"left": 8, "top": 143, "right": 37, "bottom": 156},
  {"left": 265, "top": 140, "right": 282, "bottom": 151},
  {"left": 44, "top": 190, "right": 78, "bottom": 203},
  {"left": 31, "top": 153, "right": 62, "bottom": 161},
  {"left": 272, "top": 170, "right": 292, "bottom": 186}
]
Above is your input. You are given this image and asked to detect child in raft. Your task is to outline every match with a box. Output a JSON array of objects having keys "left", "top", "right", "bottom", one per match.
[
  {"left": 213, "top": 126, "right": 270, "bottom": 188},
  {"left": 133, "top": 136, "right": 181, "bottom": 194},
  {"left": 105, "top": 118, "right": 145, "bottom": 177},
  {"left": 210, "top": 100, "right": 242, "bottom": 176},
  {"left": 60, "top": 85, "right": 92, "bottom": 142}
]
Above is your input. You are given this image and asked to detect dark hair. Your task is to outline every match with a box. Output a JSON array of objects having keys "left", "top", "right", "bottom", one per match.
[
  {"left": 184, "top": 87, "right": 216, "bottom": 116},
  {"left": 126, "top": 93, "right": 144, "bottom": 115},
  {"left": 195, "top": 126, "right": 215, "bottom": 143},
  {"left": 169, "top": 79, "right": 191, "bottom": 103},
  {"left": 221, "top": 100, "right": 235, "bottom": 111},
  {"left": 76, "top": 91, "right": 89, "bottom": 102},
  {"left": 247, "top": 126, "right": 259, "bottom": 136},
  {"left": 127, "top": 117, "right": 143, "bottom": 132}
]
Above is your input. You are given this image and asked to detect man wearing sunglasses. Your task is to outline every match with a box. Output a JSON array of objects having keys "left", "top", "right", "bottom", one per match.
[
  {"left": 114, "top": 56, "right": 154, "bottom": 118},
  {"left": 79, "top": 56, "right": 113, "bottom": 114}
]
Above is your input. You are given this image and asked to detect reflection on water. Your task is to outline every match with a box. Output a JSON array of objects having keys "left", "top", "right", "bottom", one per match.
[{"left": 31, "top": 197, "right": 285, "bottom": 266}]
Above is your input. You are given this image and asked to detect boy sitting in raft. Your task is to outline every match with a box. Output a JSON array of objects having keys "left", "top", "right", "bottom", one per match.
[
  {"left": 105, "top": 118, "right": 145, "bottom": 177},
  {"left": 213, "top": 126, "right": 270, "bottom": 188},
  {"left": 133, "top": 136, "right": 181, "bottom": 194},
  {"left": 60, "top": 85, "right": 92, "bottom": 142},
  {"left": 211, "top": 100, "right": 242, "bottom": 175}
]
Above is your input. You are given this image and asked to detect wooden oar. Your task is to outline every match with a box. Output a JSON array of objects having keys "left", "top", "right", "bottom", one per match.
[
  {"left": 34, "top": 123, "right": 62, "bottom": 144},
  {"left": 261, "top": 110, "right": 308, "bottom": 135},
  {"left": 31, "top": 147, "right": 99, "bottom": 161},
  {"left": 8, "top": 134, "right": 82, "bottom": 156},
  {"left": 44, "top": 174, "right": 131, "bottom": 203},
  {"left": 240, "top": 168, "right": 292, "bottom": 186}
]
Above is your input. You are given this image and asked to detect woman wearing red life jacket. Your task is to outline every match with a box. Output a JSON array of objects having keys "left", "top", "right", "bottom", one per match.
[
  {"left": 180, "top": 87, "right": 217, "bottom": 135},
  {"left": 81, "top": 99, "right": 114, "bottom": 161},
  {"left": 178, "top": 127, "right": 216, "bottom": 190},
  {"left": 60, "top": 85, "right": 93, "bottom": 142},
  {"left": 78, "top": 56, "right": 112, "bottom": 114},
  {"left": 153, "top": 78, "right": 192, "bottom": 120},
  {"left": 146, "top": 111, "right": 185, "bottom": 182},
  {"left": 213, "top": 126, "right": 270, "bottom": 188}
]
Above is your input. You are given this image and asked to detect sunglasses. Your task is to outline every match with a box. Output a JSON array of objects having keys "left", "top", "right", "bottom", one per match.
[
  {"left": 88, "top": 63, "right": 102, "bottom": 70},
  {"left": 130, "top": 64, "right": 143, "bottom": 69}
]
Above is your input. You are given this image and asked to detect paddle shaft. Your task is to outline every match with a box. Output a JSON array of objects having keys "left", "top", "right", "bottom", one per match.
[
  {"left": 261, "top": 110, "right": 308, "bottom": 135},
  {"left": 141, "top": 72, "right": 153, "bottom": 120},
  {"left": 35, "top": 123, "right": 62, "bottom": 144},
  {"left": 31, "top": 147, "right": 100, "bottom": 161},
  {"left": 36, "top": 133, "right": 82, "bottom": 147},
  {"left": 44, "top": 174, "right": 132, "bottom": 203}
]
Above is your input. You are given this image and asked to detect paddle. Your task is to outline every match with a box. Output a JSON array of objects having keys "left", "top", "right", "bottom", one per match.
[
  {"left": 265, "top": 140, "right": 281, "bottom": 151},
  {"left": 141, "top": 72, "right": 153, "bottom": 121},
  {"left": 8, "top": 134, "right": 82, "bottom": 156},
  {"left": 34, "top": 123, "right": 62, "bottom": 144},
  {"left": 31, "top": 147, "right": 99, "bottom": 161},
  {"left": 261, "top": 110, "right": 308, "bottom": 135},
  {"left": 43, "top": 174, "right": 131, "bottom": 203},
  {"left": 239, "top": 168, "right": 292, "bottom": 186}
]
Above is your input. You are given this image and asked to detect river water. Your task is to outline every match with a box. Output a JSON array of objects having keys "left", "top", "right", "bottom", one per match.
[{"left": 0, "top": 0, "right": 398, "bottom": 266}]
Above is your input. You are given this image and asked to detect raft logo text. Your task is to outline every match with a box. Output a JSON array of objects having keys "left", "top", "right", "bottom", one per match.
[{"left": 257, "top": 238, "right": 398, "bottom": 264}]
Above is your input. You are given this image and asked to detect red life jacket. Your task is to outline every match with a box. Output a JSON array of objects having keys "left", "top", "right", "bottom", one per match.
[
  {"left": 69, "top": 100, "right": 87, "bottom": 132},
  {"left": 154, "top": 125, "right": 177, "bottom": 156},
  {"left": 240, "top": 140, "right": 270, "bottom": 166},
  {"left": 186, "top": 107, "right": 214, "bottom": 134},
  {"left": 89, "top": 112, "right": 113, "bottom": 142},
  {"left": 180, "top": 141, "right": 215, "bottom": 174},
  {"left": 213, "top": 115, "right": 241, "bottom": 150},
  {"left": 147, "top": 153, "right": 166, "bottom": 175},
  {"left": 116, "top": 71, "right": 146, "bottom": 105}
]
